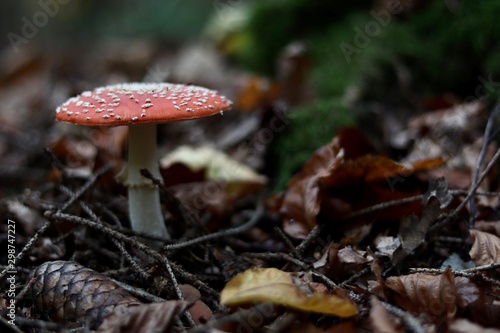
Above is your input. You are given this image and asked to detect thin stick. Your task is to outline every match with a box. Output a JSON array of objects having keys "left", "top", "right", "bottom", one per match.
[
  {"left": 110, "top": 278, "right": 165, "bottom": 303},
  {"left": 45, "top": 212, "right": 217, "bottom": 300},
  {"left": 380, "top": 301, "right": 426, "bottom": 333},
  {"left": 431, "top": 147, "right": 500, "bottom": 231},
  {"left": 82, "top": 207, "right": 149, "bottom": 280},
  {"left": 339, "top": 267, "right": 371, "bottom": 287},
  {"left": 0, "top": 220, "right": 51, "bottom": 281},
  {"left": 165, "top": 204, "right": 264, "bottom": 251},
  {"left": 469, "top": 105, "right": 500, "bottom": 226},
  {"left": 409, "top": 266, "right": 500, "bottom": 287},
  {"left": 340, "top": 195, "right": 424, "bottom": 221},
  {"left": 274, "top": 227, "right": 302, "bottom": 259},
  {"left": 245, "top": 252, "right": 309, "bottom": 270},
  {"left": 59, "top": 163, "right": 113, "bottom": 211},
  {"left": 0, "top": 164, "right": 113, "bottom": 281},
  {"left": 295, "top": 224, "right": 323, "bottom": 255}
]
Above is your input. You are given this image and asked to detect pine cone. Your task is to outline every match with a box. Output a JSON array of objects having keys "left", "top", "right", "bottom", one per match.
[{"left": 30, "top": 261, "right": 142, "bottom": 329}]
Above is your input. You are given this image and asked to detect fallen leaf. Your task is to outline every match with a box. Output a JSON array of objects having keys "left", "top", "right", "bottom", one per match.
[
  {"left": 406, "top": 101, "right": 494, "bottom": 193},
  {"left": 475, "top": 220, "right": 500, "bottom": 238},
  {"left": 160, "top": 145, "right": 267, "bottom": 184},
  {"left": 235, "top": 75, "right": 280, "bottom": 111},
  {"left": 325, "top": 244, "right": 372, "bottom": 282},
  {"left": 97, "top": 301, "right": 189, "bottom": 333},
  {"left": 278, "top": 130, "right": 443, "bottom": 239},
  {"left": 318, "top": 155, "right": 440, "bottom": 229},
  {"left": 373, "top": 236, "right": 401, "bottom": 258},
  {"left": 385, "top": 269, "right": 456, "bottom": 330},
  {"left": 450, "top": 319, "right": 500, "bottom": 333},
  {"left": 454, "top": 276, "right": 500, "bottom": 327},
  {"left": 392, "top": 197, "right": 441, "bottom": 266},
  {"left": 280, "top": 138, "right": 344, "bottom": 238},
  {"left": 423, "top": 177, "right": 453, "bottom": 208},
  {"left": 408, "top": 101, "right": 486, "bottom": 143},
  {"left": 469, "top": 229, "right": 500, "bottom": 268},
  {"left": 220, "top": 267, "right": 357, "bottom": 317},
  {"left": 160, "top": 145, "right": 267, "bottom": 226}
]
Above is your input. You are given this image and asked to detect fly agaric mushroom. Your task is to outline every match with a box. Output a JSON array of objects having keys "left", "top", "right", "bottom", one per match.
[{"left": 55, "top": 83, "right": 232, "bottom": 247}]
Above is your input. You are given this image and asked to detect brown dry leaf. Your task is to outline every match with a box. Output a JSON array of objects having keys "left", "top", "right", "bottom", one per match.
[
  {"left": 97, "top": 301, "right": 189, "bottom": 333},
  {"left": 369, "top": 297, "right": 403, "bottom": 333},
  {"left": 475, "top": 220, "right": 500, "bottom": 238},
  {"left": 406, "top": 101, "right": 493, "bottom": 192},
  {"left": 334, "top": 127, "right": 375, "bottom": 159},
  {"left": 325, "top": 244, "right": 372, "bottom": 282},
  {"left": 318, "top": 155, "right": 441, "bottom": 225},
  {"left": 281, "top": 177, "right": 323, "bottom": 239},
  {"left": 450, "top": 319, "right": 500, "bottom": 333},
  {"left": 453, "top": 276, "right": 481, "bottom": 309},
  {"left": 408, "top": 100, "right": 486, "bottom": 142},
  {"left": 220, "top": 267, "right": 357, "bottom": 317},
  {"left": 280, "top": 138, "right": 344, "bottom": 238},
  {"left": 469, "top": 229, "right": 500, "bottom": 267},
  {"left": 392, "top": 197, "right": 441, "bottom": 266},
  {"left": 385, "top": 269, "right": 456, "bottom": 330},
  {"left": 235, "top": 75, "right": 280, "bottom": 111},
  {"left": 279, "top": 129, "right": 443, "bottom": 238},
  {"left": 454, "top": 276, "right": 500, "bottom": 327}
]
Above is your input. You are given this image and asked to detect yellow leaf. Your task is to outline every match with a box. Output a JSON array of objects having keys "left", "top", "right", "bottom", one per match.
[
  {"left": 220, "top": 268, "right": 357, "bottom": 317},
  {"left": 160, "top": 145, "right": 267, "bottom": 183}
]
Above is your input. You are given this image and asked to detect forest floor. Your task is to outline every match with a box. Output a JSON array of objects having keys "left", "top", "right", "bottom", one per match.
[{"left": 1, "top": 35, "right": 500, "bottom": 333}]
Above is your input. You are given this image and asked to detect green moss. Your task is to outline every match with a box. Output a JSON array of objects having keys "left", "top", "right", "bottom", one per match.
[
  {"left": 238, "top": 0, "right": 369, "bottom": 74},
  {"left": 68, "top": 0, "right": 214, "bottom": 42}
]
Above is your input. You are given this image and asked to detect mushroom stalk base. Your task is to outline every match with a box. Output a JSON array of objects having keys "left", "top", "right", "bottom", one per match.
[
  {"left": 126, "top": 123, "right": 170, "bottom": 247},
  {"left": 128, "top": 186, "right": 168, "bottom": 246}
]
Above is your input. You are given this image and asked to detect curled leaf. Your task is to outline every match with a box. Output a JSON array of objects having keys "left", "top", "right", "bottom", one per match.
[
  {"left": 160, "top": 145, "right": 267, "bottom": 184},
  {"left": 385, "top": 269, "right": 456, "bottom": 330},
  {"left": 469, "top": 229, "right": 500, "bottom": 267},
  {"left": 220, "top": 267, "right": 357, "bottom": 317}
]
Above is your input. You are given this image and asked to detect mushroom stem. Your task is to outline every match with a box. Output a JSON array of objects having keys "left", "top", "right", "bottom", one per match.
[{"left": 126, "top": 123, "right": 170, "bottom": 246}]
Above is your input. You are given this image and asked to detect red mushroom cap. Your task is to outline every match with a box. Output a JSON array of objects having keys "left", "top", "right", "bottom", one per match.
[{"left": 55, "top": 83, "right": 233, "bottom": 126}]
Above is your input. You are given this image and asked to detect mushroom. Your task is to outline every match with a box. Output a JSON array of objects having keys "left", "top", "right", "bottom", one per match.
[{"left": 55, "top": 83, "right": 232, "bottom": 247}]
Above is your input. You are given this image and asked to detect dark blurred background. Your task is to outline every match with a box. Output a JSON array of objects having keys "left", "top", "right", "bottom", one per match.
[{"left": 0, "top": 1, "right": 216, "bottom": 48}]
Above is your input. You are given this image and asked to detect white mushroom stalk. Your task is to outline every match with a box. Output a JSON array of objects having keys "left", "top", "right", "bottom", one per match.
[{"left": 120, "top": 123, "right": 169, "bottom": 246}]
